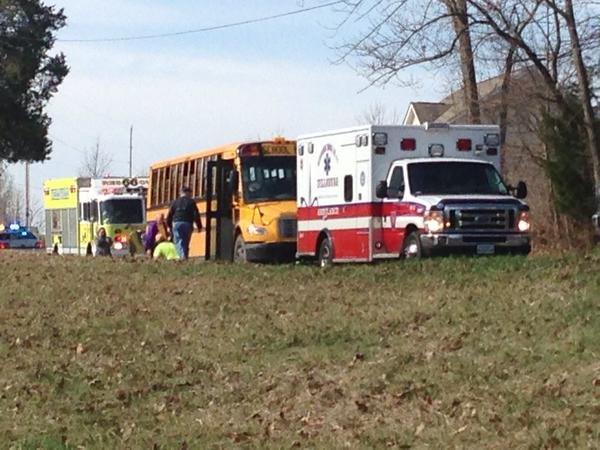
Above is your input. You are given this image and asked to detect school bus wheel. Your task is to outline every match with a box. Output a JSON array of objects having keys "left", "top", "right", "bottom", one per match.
[{"left": 233, "top": 234, "right": 248, "bottom": 263}]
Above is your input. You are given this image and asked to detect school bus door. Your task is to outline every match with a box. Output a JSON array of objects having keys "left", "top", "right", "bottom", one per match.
[{"left": 205, "top": 159, "right": 235, "bottom": 261}]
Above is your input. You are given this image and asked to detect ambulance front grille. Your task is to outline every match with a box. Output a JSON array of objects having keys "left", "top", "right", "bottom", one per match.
[
  {"left": 279, "top": 218, "right": 297, "bottom": 238},
  {"left": 448, "top": 208, "right": 515, "bottom": 231}
]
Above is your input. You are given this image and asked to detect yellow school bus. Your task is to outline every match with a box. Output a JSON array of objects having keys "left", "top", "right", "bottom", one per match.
[{"left": 147, "top": 138, "right": 297, "bottom": 262}]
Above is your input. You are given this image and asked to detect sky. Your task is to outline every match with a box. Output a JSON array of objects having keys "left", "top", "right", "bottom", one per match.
[{"left": 9, "top": 0, "right": 442, "bottom": 210}]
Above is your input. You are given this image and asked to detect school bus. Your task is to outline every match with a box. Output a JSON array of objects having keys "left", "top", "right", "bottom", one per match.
[{"left": 147, "top": 138, "right": 297, "bottom": 262}]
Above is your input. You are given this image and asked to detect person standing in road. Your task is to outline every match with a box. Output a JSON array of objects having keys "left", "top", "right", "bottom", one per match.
[{"left": 166, "top": 186, "right": 202, "bottom": 260}]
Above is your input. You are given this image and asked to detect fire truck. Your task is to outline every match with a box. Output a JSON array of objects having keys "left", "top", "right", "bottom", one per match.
[
  {"left": 296, "top": 124, "right": 531, "bottom": 265},
  {"left": 43, "top": 177, "right": 148, "bottom": 256}
]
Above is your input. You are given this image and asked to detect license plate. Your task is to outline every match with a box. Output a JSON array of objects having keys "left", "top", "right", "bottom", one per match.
[{"left": 476, "top": 244, "right": 495, "bottom": 255}]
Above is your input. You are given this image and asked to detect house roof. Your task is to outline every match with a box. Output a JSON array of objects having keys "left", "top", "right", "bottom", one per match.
[{"left": 409, "top": 102, "right": 451, "bottom": 123}]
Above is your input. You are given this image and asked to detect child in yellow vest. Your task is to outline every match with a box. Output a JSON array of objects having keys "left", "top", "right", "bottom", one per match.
[{"left": 152, "top": 233, "right": 179, "bottom": 260}]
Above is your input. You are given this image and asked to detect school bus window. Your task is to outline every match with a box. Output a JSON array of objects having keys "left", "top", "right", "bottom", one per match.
[
  {"left": 242, "top": 156, "right": 296, "bottom": 203},
  {"left": 195, "top": 159, "right": 203, "bottom": 198},
  {"left": 170, "top": 164, "right": 177, "bottom": 202},
  {"left": 151, "top": 170, "right": 158, "bottom": 206},
  {"left": 158, "top": 168, "right": 165, "bottom": 205},
  {"left": 175, "top": 163, "right": 182, "bottom": 200},
  {"left": 189, "top": 160, "right": 196, "bottom": 197},
  {"left": 202, "top": 158, "right": 209, "bottom": 197}
]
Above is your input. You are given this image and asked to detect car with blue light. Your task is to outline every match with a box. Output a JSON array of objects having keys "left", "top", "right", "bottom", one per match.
[{"left": 0, "top": 224, "right": 43, "bottom": 250}]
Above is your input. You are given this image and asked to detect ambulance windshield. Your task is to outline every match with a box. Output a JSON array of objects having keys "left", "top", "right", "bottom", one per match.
[
  {"left": 408, "top": 161, "right": 509, "bottom": 196},
  {"left": 241, "top": 156, "right": 296, "bottom": 203},
  {"left": 100, "top": 199, "right": 144, "bottom": 224}
]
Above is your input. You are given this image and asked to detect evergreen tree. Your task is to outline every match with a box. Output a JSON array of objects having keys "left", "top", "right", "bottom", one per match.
[
  {"left": 540, "top": 98, "right": 596, "bottom": 222},
  {"left": 0, "top": 0, "right": 68, "bottom": 162}
]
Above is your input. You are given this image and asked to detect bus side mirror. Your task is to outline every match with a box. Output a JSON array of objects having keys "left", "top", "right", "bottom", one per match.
[
  {"left": 376, "top": 181, "right": 388, "bottom": 199},
  {"left": 515, "top": 181, "right": 527, "bottom": 199},
  {"left": 227, "top": 170, "right": 239, "bottom": 194}
]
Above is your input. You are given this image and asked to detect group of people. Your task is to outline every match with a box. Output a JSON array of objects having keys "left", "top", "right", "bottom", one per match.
[{"left": 95, "top": 187, "right": 203, "bottom": 260}]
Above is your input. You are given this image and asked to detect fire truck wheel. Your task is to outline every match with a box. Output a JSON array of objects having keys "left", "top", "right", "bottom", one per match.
[
  {"left": 317, "top": 237, "right": 333, "bottom": 267},
  {"left": 402, "top": 231, "right": 422, "bottom": 259},
  {"left": 233, "top": 234, "right": 248, "bottom": 263}
]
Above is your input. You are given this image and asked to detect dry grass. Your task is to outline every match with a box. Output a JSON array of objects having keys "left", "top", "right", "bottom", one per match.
[{"left": 0, "top": 251, "right": 599, "bottom": 449}]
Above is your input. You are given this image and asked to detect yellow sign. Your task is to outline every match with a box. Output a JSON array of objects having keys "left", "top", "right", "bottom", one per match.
[
  {"left": 262, "top": 143, "right": 295, "bottom": 155},
  {"left": 43, "top": 178, "right": 78, "bottom": 209}
]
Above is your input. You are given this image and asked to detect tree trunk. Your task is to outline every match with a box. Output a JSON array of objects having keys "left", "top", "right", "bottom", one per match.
[
  {"left": 498, "top": 46, "right": 516, "bottom": 168},
  {"left": 445, "top": 0, "right": 481, "bottom": 124},
  {"left": 563, "top": 0, "right": 600, "bottom": 206}
]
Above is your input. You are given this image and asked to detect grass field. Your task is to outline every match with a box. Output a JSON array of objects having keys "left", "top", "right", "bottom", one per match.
[{"left": 0, "top": 251, "right": 599, "bottom": 449}]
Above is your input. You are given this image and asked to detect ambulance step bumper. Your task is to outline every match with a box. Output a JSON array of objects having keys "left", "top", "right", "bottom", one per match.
[{"left": 420, "top": 233, "right": 531, "bottom": 255}]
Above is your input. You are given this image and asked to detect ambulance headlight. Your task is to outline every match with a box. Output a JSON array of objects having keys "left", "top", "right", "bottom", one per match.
[
  {"left": 424, "top": 211, "right": 444, "bottom": 233},
  {"left": 247, "top": 224, "right": 267, "bottom": 236},
  {"left": 517, "top": 211, "right": 531, "bottom": 232}
]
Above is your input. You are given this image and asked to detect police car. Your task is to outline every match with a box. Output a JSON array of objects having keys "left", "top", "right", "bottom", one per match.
[{"left": 0, "top": 224, "right": 43, "bottom": 250}]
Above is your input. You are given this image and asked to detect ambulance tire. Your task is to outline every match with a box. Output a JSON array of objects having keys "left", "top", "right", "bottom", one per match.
[
  {"left": 86, "top": 243, "right": 93, "bottom": 256},
  {"left": 233, "top": 234, "right": 248, "bottom": 263},
  {"left": 401, "top": 231, "right": 422, "bottom": 259},
  {"left": 317, "top": 237, "right": 333, "bottom": 268}
]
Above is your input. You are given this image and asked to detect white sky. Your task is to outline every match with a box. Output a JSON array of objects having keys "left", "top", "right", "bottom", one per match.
[{"left": 10, "top": 0, "right": 443, "bottom": 209}]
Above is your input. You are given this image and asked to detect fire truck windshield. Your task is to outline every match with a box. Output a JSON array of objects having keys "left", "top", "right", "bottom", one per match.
[
  {"left": 100, "top": 199, "right": 144, "bottom": 224},
  {"left": 408, "top": 161, "right": 509, "bottom": 196},
  {"left": 241, "top": 156, "right": 296, "bottom": 203}
]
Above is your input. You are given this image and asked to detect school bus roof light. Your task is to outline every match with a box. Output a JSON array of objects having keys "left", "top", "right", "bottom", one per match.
[{"left": 237, "top": 144, "right": 262, "bottom": 157}]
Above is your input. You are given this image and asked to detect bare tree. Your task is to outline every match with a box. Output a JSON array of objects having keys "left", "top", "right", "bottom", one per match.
[
  {"left": 334, "top": 1, "right": 480, "bottom": 121},
  {"left": 79, "top": 139, "right": 113, "bottom": 178},
  {"left": 0, "top": 163, "right": 23, "bottom": 224},
  {"left": 464, "top": 0, "right": 600, "bottom": 203},
  {"left": 443, "top": 0, "right": 481, "bottom": 123},
  {"left": 356, "top": 102, "right": 401, "bottom": 124}
]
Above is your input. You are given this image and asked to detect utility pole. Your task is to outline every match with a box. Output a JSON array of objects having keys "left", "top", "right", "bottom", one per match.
[
  {"left": 129, "top": 125, "right": 133, "bottom": 178},
  {"left": 25, "top": 162, "right": 30, "bottom": 227}
]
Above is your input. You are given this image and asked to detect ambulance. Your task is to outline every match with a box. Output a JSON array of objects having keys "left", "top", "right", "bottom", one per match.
[
  {"left": 43, "top": 177, "right": 148, "bottom": 256},
  {"left": 296, "top": 124, "right": 531, "bottom": 265}
]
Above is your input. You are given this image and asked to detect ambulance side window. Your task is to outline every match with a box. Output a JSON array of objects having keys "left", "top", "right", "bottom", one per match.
[
  {"left": 344, "top": 175, "right": 353, "bottom": 202},
  {"left": 388, "top": 166, "right": 405, "bottom": 198}
]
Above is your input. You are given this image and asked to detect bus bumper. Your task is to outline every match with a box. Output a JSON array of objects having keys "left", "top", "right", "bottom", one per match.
[
  {"left": 420, "top": 233, "right": 531, "bottom": 256},
  {"left": 245, "top": 241, "right": 296, "bottom": 262}
]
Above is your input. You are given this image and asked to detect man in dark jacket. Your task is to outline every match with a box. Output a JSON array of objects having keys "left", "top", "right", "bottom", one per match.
[{"left": 166, "top": 187, "right": 202, "bottom": 259}]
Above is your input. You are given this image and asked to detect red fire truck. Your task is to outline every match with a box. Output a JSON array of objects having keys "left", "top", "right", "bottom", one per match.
[{"left": 296, "top": 124, "right": 531, "bottom": 266}]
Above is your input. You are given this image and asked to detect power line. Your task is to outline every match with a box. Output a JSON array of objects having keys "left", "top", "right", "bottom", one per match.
[
  {"left": 57, "top": 1, "right": 344, "bottom": 43},
  {"left": 49, "top": 134, "right": 130, "bottom": 165}
]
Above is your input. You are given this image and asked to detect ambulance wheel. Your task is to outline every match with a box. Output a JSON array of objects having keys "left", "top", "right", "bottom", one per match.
[
  {"left": 317, "top": 237, "right": 333, "bottom": 268},
  {"left": 233, "top": 234, "right": 247, "bottom": 263},
  {"left": 86, "top": 243, "right": 93, "bottom": 256},
  {"left": 402, "top": 231, "right": 422, "bottom": 259}
]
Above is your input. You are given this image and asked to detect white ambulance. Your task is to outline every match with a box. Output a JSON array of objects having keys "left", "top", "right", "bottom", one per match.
[{"left": 296, "top": 124, "right": 531, "bottom": 265}]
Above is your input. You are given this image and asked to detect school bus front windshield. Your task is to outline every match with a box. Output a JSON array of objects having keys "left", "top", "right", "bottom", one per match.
[{"left": 241, "top": 156, "right": 296, "bottom": 203}]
